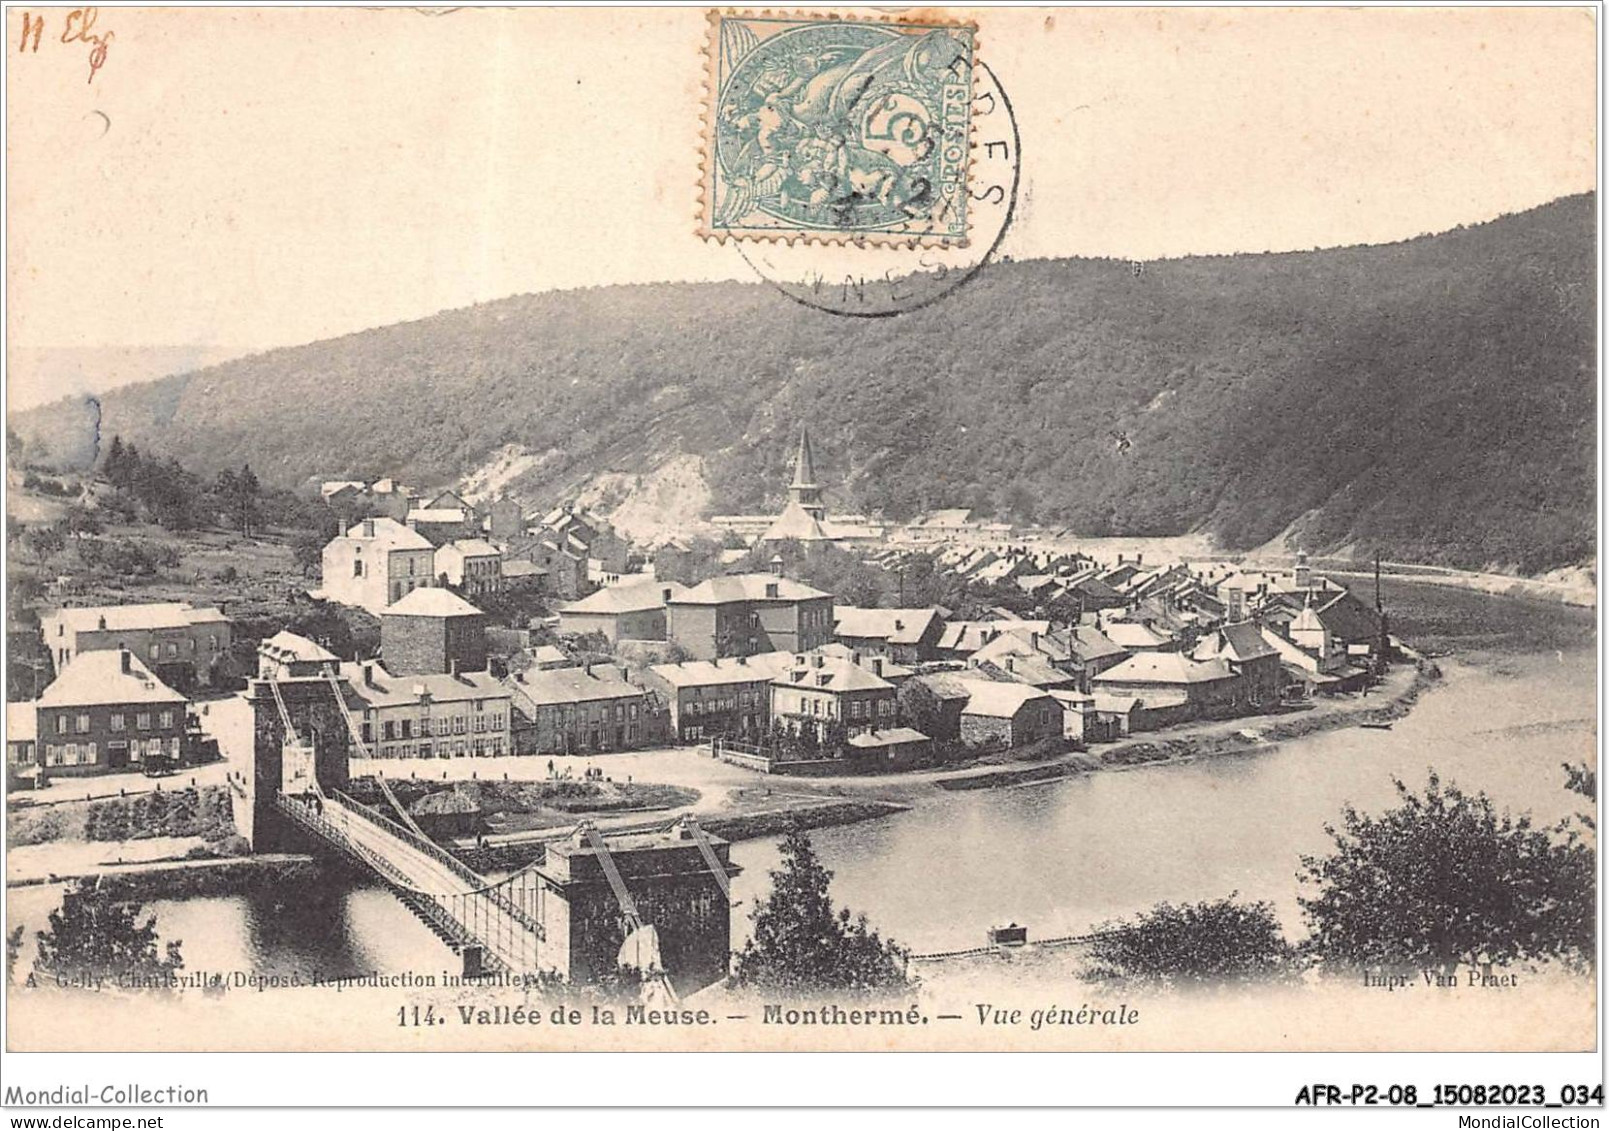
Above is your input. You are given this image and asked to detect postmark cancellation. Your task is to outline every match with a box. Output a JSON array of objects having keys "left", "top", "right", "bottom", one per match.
[{"left": 699, "top": 10, "right": 978, "bottom": 245}]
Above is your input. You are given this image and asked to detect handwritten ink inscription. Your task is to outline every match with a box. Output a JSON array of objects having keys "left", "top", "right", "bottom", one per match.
[{"left": 18, "top": 8, "right": 113, "bottom": 84}]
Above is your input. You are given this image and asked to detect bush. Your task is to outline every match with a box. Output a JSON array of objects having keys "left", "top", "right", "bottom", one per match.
[{"left": 1087, "top": 896, "right": 1303, "bottom": 990}]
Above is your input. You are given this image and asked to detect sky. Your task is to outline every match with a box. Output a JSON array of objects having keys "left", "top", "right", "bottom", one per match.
[{"left": 5, "top": 6, "right": 1597, "bottom": 408}]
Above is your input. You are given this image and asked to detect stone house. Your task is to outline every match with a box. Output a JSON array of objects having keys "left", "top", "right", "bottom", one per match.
[
  {"left": 434, "top": 539, "right": 504, "bottom": 599},
  {"left": 559, "top": 581, "right": 685, "bottom": 645},
  {"left": 504, "top": 666, "right": 654, "bottom": 755},
  {"left": 1091, "top": 652, "right": 1244, "bottom": 719},
  {"left": 381, "top": 588, "right": 488, "bottom": 676},
  {"left": 1190, "top": 621, "right": 1284, "bottom": 707},
  {"left": 339, "top": 661, "right": 511, "bottom": 760},
  {"left": 831, "top": 606, "right": 946, "bottom": 663},
  {"left": 320, "top": 517, "right": 438, "bottom": 615},
  {"left": 40, "top": 601, "right": 232, "bottom": 693},
  {"left": 769, "top": 652, "right": 898, "bottom": 740},
  {"left": 34, "top": 650, "right": 189, "bottom": 776},
  {"left": 666, "top": 574, "right": 833, "bottom": 661},
  {"left": 954, "top": 679, "right": 1061, "bottom": 748},
  {"left": 643, "top": 651, "right": 795, "bottom": 743}
]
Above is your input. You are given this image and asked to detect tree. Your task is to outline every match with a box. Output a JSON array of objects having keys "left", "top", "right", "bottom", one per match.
[
  {"left": 732, "top": 827, "right": 909, "bottom": 996},
  {"left": 1085, "top": 896, "right": 1301, "bottom": 990},
  {"left": 101, "top": 435, "right": 126, "bottom": 486},
  {"left": 1563, "top": 761, "right": 1596, "bottom": 832},
  {"left": 236, "top": 463, "right": 261, "bottom": 535},
  {"left": 32, "top": 886, "right": 184, "bottom": 988},
  {"left": 5, "top": 924, "right": 23, "bottom": 984},
  {"left": 291, "top": 528, "right": 326, "bottom": 578},
  {"left": 1299, "top": 772, "right": 1595, "bottom": 975},
  {"left": 62, "top": 503, "right": 102, "bottom": 539}
]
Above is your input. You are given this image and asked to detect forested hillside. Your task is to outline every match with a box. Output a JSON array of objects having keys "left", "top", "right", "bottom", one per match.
[{"left": 14, "top": 194, "right": 1594, "bottom": 574}]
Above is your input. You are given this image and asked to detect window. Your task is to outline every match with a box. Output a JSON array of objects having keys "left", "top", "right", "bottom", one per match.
[
  {"left": 401, "top": 719, "right": 412, "bottom": 739},
  {"left": 383, "top": 720, "right": 397, "bottom": 741},
  {"left": 110, "top": 713, "right": 126, "bottom": 731},
  {"left": 53, "top": 715, "right": 67, "bottom": 736},
  {"left": 137, "top": 713, "right": 151, "bottom": 730},
  {"left": 474, "top": 699, "right": 484, "bottom": 712},
  {"left": 353, "top": 560, "right": 364, "bottom": 578},
  {"left": 209, "top": 634, "right": 219, "bottom": 652},
  {"left": 166, "top": 642, "right": 178, "bottom": 658},
  {"left": 75, "top": 713, "right": 90, "bottom": 734},
  {"left": 454, "top": 716, "right": 466, "bottom": 734},
  {"left": 393, "top": 582, "right": 403, "bottom": 602},
  {"left": 149, "top": 644, "right": 160, "bottom": 660},
  {"left": 159, "top": 710, "right": 174, "bottom": 729}
]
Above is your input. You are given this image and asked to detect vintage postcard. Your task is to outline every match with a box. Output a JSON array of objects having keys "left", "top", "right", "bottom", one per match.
[{"left": 2, "top": 3, "right": 1599, "bottom": 1075}]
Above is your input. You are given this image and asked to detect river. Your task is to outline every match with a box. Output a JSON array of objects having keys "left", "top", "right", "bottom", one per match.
[{"left": 7, "top": 578, "right": 1596, "bottom": 974}]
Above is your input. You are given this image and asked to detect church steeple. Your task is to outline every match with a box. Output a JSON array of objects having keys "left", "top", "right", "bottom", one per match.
[{"left": 788, "top": 427, "right": 824, "bottom": 520}]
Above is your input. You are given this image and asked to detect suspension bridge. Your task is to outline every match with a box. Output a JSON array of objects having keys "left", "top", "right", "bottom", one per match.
[{"left": 247, "top": 665, "right": 738, "bottom": 991}]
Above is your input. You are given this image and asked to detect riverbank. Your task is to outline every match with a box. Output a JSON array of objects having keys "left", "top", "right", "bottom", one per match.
[
  {"left": 1304, "top": 559, "right": 1594, "bottom": 609},
  {"left": 7, "top": 852, "right": 319, "bottom": 896},
  {"left": 935, "top": 659, "right": 1440, "bottom": 793},
  {"left": 448, "top": 799, "right": 909, "bottom": 871}
]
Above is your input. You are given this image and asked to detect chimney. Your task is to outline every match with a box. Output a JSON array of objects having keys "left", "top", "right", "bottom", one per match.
[
  {"left": 871, "top": 658, "right": 884, "bottom": 677},
  {"left": 1294, "top": 549, "right": 1312, "bottom": 591},
  {"left": 1135, "top": 553, "right": 1143, "bottom": 566},
  {"left": 1030, "top": 630, "right": 1040, "bottom": 649},
  {"left": 1005, "top": 656, "right": 1016, "bottom": 673},
  {"left": 662, "top": 588, "right": 673, "bottom": 604},
  {"left": 811, "top": 654, "right": 824, "bottom": 669},
  {"left": 363, "top": 662, "right": 376, "bottom": 687},
  {"left": 736, "top": 654, "right": 747, "bottom": 665},
  {"left": 769, "top": 555, "right": 784, "bottom": 578},
  {"left": 119, "top": 648, "right": 131, "bottom": 674},
  {"left": 98, "top": 615, "right": 107, "bottom": 630},
  {"left": 363, "top": 519, "right": 376, "bottom": 538}
]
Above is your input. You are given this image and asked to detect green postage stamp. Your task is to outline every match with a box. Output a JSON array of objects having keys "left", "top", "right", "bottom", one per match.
[{"left": 700, "top": 11, "right": 978, "bottom": 244}]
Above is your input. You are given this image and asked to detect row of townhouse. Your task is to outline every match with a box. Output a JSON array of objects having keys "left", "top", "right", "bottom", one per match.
[{"left": 642, "top": 647, "right": 911, "bottom": 745}]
